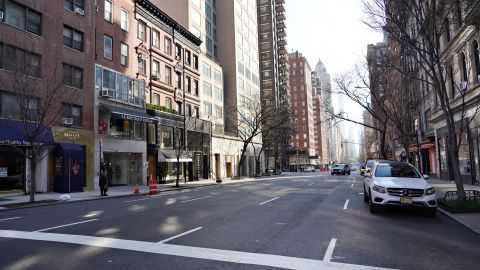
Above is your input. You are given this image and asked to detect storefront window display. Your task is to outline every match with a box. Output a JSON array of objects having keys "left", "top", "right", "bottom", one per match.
[
  {"left": 0, "top": 147, "right": 24, "bottom": 191},
  {"left": 104, "top": 153, "right": 142, "bottom": 185},
  {"left": 99, "top": 113, "right": 145, "bottom": 140},
  {"left": 159, "top": 125, "right": 174, "bottom": 149},
  {"left": 458, "top": 132, "right": 471, "bottom": 176}
]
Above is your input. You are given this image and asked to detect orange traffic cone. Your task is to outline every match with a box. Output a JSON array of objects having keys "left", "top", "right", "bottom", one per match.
[{"left": 134, "top": 184, "right": 140, "bottom": 194}]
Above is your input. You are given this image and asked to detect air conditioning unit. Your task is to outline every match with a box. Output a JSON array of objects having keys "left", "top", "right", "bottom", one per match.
[
  {"left": 101, "top": 88, "right": 113, "bottom": 98},
  {"left": 151, "top": 74, "right": 158, "bottom": 81},
  {"left": 74, "top": 7, "right": 85, "bottom": 16},
  {"left": 61, "top": 118, "right": 74, "bottom": 126},
  {"left": 460, "top": 81, "right": 468, "bottom": 92},
  {"left": 0, "top": 11, "right": 4, "bottom": 20}
]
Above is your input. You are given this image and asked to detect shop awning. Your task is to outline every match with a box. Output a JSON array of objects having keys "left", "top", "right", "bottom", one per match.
[
  {"left": 57, "top": 143, "right": 84, "bottom": 159},
  {"left": 158, "top": 149, "right": 192, "bottom": 162},
  {"left": 100, "top": 104, "right": 155, "bottom": 123},
  {"left": 0, "top": 119, "right": 55, "bottom": 147}
]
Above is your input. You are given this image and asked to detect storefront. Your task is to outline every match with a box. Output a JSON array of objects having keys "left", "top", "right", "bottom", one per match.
[
  {"left": 0, "top": 120, "right": 54, "bottom": 193},
  {"left": 98, "top": 103, "right": 153, "bottom": 186},
  {"left": 53, "top": 143, "right": 85, "bottom": 193}
]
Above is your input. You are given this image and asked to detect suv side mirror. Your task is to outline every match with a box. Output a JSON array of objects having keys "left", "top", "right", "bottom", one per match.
[{"left": 423, "top": 174, "right": 430, "bottom": 180}]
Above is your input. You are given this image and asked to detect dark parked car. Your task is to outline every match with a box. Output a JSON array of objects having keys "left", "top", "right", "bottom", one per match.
[
  {"left": 0, "top": 175, "right": 23, "bottom": 190},
  {"left": 331, "top": 164, "right": 351, "bottom": 175}
]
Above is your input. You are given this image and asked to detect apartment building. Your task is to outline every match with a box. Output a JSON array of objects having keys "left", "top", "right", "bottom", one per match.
[
  {"left": 256, "top": 0, "right": 291, "bottom": 169},
  {"left": 288, "top": 51, "right": 316, "bottom": 164},
  {"left": 0, "top": 0, "right": 96, "bottom": 193},
  {"left": 312, "top": 71, "right": 328, "bottom": 165}
]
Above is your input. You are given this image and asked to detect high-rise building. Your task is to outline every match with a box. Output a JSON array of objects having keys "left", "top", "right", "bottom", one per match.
[
  {"left": 312, "top": 71, "right": 328, "bottom": 164},
  {"left": 288, "top": 51, "right": 316, "bottom": 161},
  {"left": 256, "top": 0, "right": 291, "bottom": 169}
]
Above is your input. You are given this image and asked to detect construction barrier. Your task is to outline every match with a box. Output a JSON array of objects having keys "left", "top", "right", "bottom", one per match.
[{"left": 149, "top": 179, "right": 157, "bottom": 195}]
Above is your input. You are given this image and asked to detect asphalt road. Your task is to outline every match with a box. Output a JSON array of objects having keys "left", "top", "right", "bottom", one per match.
[{"left": 0, "top": 172, "right": 479, "bottom": 270}]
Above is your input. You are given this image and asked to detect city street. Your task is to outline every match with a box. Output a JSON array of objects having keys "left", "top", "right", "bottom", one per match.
[{"left": 0, "top": 172, "right": 479, "bottom": 270}]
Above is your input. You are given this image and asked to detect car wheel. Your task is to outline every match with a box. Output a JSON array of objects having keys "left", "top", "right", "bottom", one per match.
[
  {"left": 369, "top": 189, "right": 380, "bottom": 213},
  {"left": 426, "top": 208, "right": 437, "bottom": 217},
  {"left": 363, "top": 186, "right": 369, "bottom": 203},
  {"left": 331, "top": 172, "right": 334, "bottom": 175},
  {"left": 348, "top": 171, "right": 351, "bottom": 175}
]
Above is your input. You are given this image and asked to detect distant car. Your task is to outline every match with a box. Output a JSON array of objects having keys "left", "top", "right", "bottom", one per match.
[
  {"left": 363, "top": 160, "right": 437, "bottom": 216},
  {"left": 303, "top": 165, "right": 315, "bottom": 172},
  {"left": 331, "top": 164, "right": 351, "bottom": 175}
]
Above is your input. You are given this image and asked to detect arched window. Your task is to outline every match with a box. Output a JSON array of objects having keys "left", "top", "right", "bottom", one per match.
[
  {"left": 473, "top": 41, "right": 480, "bottom": 82},
  {"left": 186, "top": 104, "right": 192, "bottom": 116},
  {"left": 165, "top": 97, "right": 172, "bottom": 109}
]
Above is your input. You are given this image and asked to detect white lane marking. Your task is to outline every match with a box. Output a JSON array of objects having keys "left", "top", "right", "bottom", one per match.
[
  {"left": 323, "top": 238, "right": 337, "bottom": 262},
  {"left": 358, "top": 193, "right": 364, "bottom": 195},
  {"left": 158, "top": 227, "right": 203, "bottom": 244},
  {"left": 124, "top": 197, "right": 149, "bottom": 203},
  {"left": 34, "top": 219, "right": 98, "bottom": 232},
  {"left": 354, "top": 174, "right": 357, "bottom": 181},
  {"left": 180, "top": 196, "right": 212, "bottom": 203},
  {"left": 308, "top": 183, "right": 314, "bottom": 186},
  {"left": 0, "top": 217, "right": 21, "bottom": 222},
  {"left": 350, "top": 183, "right": 354, "bottom": 188},
  {"left": 258, "top": 197, "right": 280, "bottom": 205},
  {"left": 0, "top": 230, "right": 396, "bottom": 270},
  {"left": 343, "top": 200, "right": 349, "bottom": 210}
]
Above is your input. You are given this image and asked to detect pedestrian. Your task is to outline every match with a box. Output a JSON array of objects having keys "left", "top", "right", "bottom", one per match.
[{"left": 99, "top": 166, "right": 108, "bottom": 196}]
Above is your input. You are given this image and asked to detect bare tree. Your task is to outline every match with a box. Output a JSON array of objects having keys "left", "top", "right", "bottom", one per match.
[
  {"left": 0, "top": 56, "right": 77, "bottom": 202},
  {"left": 363, "top": 0, "right": 480, "bottom": 200},
  {"left": 173, "top": 127, "right": 188, "bottom": 187},
  {"left": 225, "top": 95, "right": 286, "bottom": 177}
]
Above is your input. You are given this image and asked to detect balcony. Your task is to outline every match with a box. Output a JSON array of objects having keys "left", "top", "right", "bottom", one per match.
[
  {"left": 465, "top": 1, "right": 480, "bottom": 25},
  {"left": 277, "top": 28, "right": 287, "bottom": 38},
  {"left": 280, "top": 72, "right": 288, "bottom": 80},
  {"left": 276, "top": 0, "right": 285, "bottom": 9},
  {"left": 277, "top": 20, "right": 286, "bottom": 29},
  {"left": 276, "top": 12, "right": 286, "bottom": 21},
  {"left": 278, "top": 46, "right": 287, "bottom": 54},
  {"left": 278, "top": 38, "right": 287, "bottom": 46}
]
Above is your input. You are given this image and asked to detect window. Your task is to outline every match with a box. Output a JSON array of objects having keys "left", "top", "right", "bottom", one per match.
[
  {"left": 206, "top": 38, "right": 213, "bottom": 53},
  {"left": 61, "top": 104, "right": 82, "bottom": 127},
  {"left": 193, "top": 80, "right": 199, "bottom": 96},
  {"left": 138, "top": 21, "right": 146, "bottom": 41},
  {"left": 205, "top": 21, "right": 212, "bottom": 35},
  {"left": 215, "top": 105, "right": 222, "bottom": 119},
  {"left": 175, "top": 44, "right": 181, "bottom": 59},
  {"left": 186, "top": 104, "right": 192, "bottom": 116},
  {"left": 214, "top": 87, "right": 222, "bottom": 101},
  {"left": 203, "top": 82, "right": 212, "bottom": 97},
  {"left": 152, "top": 30, "right": 159, "bottom": 48},
  {"left": 424, "top": 110, "right": 430, "bottom": 130},
  {"left": 191, "top": 9, "right": 201, "bottom": 25},
  {"left": 193, "top": 55, "right": 198, "bottom": 70},
  {"left": 63, "top": 25, "right": 83, "bottom": 51},
  {"left": 63, "top": 63, "right": 83, "bottom": 89},
  {"left": 165, "top": 97, "right": 172, "bottom": 109},
  {"left": 138, "top": 54, "right": 146, "bottom": 75},
  {"left": 104, "top": 35, "right": 113, "bottom": 60},
  {"left": 474, "top": 41, "right": 480, "bottom": 82},
  {"left": 165, "top": 66, "right": 172, "bottom": 84},
  {"left": 164, "top": 37, "right": 172, "bottom": 55},
  {"left": 0, "top": 92, "right": 37, "bottom": 120},
  {"left": 176, "top": 73, "right": 182, "bottom": 89},
  {"left": 104, "top": 0, "right": 113, "bottom": 22},
  {"left": 121, "top": 9, "right": 129, "bottom": 31},
  {"left": 64, "top": 0, "right": 84, "bottom": 11},
  {"left": 185, "top": 76, "right": 191, "bottom": 93},
  {"left": 449, "top": 65, "right": 455, "bottom": 98},
  {"left": 203, "top": 101, "right": 212, "bottom": 116},
  {"left": 0, "top": 43, "right": 41, "bottom": 77},
  {"left": 194, "top": 107, "right": 199, "bottom": 118},
  {"left": 461, "top": 52, "right": 468, "bottom": 83},
  {"left": 202, "top": 63, "right": 212, "bottom": 78},
  {"left": 152, "top": 60, "right": 159, "bottom": 76},
  {"left": 205, "top": 3, "right": 212, "bottom": 18},
  {"left": 4, "top": 0, "right": 42, "bottom": 35},
  {"left": 185, "top": 50, "right": 191, "bottom": 65},
  {"left": 120, "top": 43, "right": 128, "bottom": 66},
  {"left": 213, "top": 69, "right": 222, "bottom": 83},
  {"left": 153, "top": 93, "right": 160, "bottom": 105}
]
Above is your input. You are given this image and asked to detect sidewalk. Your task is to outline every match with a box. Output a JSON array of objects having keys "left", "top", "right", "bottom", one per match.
[
  {"left": 0, "top": 176, "right": 267, "bottom": 209},
  {"left": 427, "top": 178, "right": 480, "bottom": 235}
]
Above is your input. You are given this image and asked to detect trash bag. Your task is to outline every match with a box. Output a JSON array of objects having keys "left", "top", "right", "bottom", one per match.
[{"left": 59, "top": 194, "right": 71, "bottom": 202}]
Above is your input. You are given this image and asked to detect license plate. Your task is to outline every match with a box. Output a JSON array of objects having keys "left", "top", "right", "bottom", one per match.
[{"left": 400, "top": 197, "right": 413, "bottom": 204}]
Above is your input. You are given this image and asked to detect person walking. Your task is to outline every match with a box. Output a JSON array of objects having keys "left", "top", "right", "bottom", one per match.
[{"left": 99, "top": 167, "right": 108, "bottom": 196}]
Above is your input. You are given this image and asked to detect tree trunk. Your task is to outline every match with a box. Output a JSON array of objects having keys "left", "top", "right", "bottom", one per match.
[
  {"left": 29, "top": 157, "right": 36, "bottom": 203},
  {"left": 447, "top": 129, "right": 465, "bottom": 201},
  {"left": 237, "top": 143, "right": 249, "bottom": 178},
  {"left": 176, "top": 158, "right": 180, "bottom": 188},
  {"left": 379, "top": 128, "right": 388, "bottom": 159}
]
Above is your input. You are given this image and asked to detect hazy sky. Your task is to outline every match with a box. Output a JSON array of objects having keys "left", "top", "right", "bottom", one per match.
[{"left": 285, "top": 0, "right": 383, "bottom": 148}]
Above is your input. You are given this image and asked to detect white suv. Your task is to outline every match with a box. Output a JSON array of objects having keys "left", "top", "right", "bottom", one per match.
[{"left": 363, "top": 160, "right": 437, "bottom": 216}]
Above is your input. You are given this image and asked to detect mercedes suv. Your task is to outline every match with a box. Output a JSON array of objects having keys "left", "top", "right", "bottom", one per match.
[{"left": 363, "top": 160, "right": 437, "bottom": 216}]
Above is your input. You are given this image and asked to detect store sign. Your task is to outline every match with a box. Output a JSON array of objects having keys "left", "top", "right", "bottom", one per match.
[
  {"left": 119, "top": 114, "right": 153, "bottom": 123},
  {"left": 0, "top": 167, "right": 7, "bottom": 177},
  {"left": 63, "top": 132, "right": 80, "bottom": 140}
]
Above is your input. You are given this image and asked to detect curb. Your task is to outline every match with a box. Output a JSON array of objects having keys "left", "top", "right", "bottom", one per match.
[
  {"left": 437, "top": 207, "right": 480, "bottom": 236},
  {"left": 0, "top": 183, "right": 220, "bottom": 211}
]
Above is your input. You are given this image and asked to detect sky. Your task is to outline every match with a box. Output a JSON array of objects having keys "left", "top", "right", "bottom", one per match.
[{"left": 285, "top": 0, "right": 383, "bottom": 152}]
